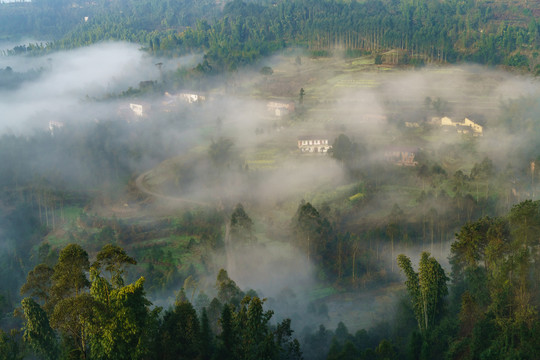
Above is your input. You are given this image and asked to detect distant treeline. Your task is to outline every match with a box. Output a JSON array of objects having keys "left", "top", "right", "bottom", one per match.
[
  {"left": 1, "top": 0, "right": 539, "bottom": 73},
  {"left": 0, "top": 66, "right": 43, "bottom": 89}
]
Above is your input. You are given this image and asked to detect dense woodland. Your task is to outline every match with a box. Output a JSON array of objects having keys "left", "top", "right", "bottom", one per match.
[
  {"left": 1, "top": 200, "right": 539, "bottom": 359},
  {"left": 1, "top": 0, "right": 540, "bottom": 73}
]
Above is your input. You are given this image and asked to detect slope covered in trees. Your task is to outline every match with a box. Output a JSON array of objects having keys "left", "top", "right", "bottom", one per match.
[
  {"left": 3, "top": 199, "right": 539, "bottom": 359},
  {"left": 1, "top": 0, "right": 539, "bottom": 73},
  {"left": 12, "top": 244, "right": 302, "bottom": 359}
]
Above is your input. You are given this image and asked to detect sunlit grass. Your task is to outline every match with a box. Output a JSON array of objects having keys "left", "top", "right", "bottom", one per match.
[{"left": 308, "top": 286, "right": 338, "bottom": 301}]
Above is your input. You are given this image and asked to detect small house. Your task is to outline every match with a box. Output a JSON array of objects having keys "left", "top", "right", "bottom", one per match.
[
  {"left": 267, "top": 101, "right": 295, "bottom": 117},
  {"left": 439, "top": 116, "right": 482, "bottom": 136},
  {"left": 384, "top": 147, "right": 418, "bottom": 166},
  {"left": 462, "top": 118, "right": 483, "bottom": 134},
  {"left": 48, "top": 121, "right": 64, "bottom": 135},
  {"left": 163, "top": 92, "right": 206, "bottom": 105},
  {"left": 297, "top": 136, "right": 332, "bottom": 153},
  {"left": 129, "top": 103, "right": 144, "bottom": 117}
]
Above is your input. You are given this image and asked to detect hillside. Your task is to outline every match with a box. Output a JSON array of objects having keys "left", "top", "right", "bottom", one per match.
[{"left": 1, "top": 0, "right": 539, "bottom": 73}]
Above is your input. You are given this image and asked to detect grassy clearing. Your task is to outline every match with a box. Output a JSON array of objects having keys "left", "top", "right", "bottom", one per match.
[
  {"left": 245, "top": 146, "right": 282, "bottom": 170},
  {"left": 308, "top": 286, "right": 338, "bottom": 301},
  {"left": 133, "top": 235, "right": 198, "bottom": 263},
  {"left": 61, "top": 206, "right": 84, "bottom": 223},
  {"left": 305, "top": 183, "right": 360, "bottom": 208},
  {"left": 350, "top": 57, "right": 374, "bottom": 66},
  {"left": 45, "top": 234, "right": 79, "bottom": 248}
]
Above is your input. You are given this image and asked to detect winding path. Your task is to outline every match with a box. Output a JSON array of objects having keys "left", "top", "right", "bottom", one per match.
[{"left": 135, "top": 170, "right": 210, "bottom": 207}]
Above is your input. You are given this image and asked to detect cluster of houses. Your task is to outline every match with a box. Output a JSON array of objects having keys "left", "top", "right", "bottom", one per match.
[
  {"left": 124, "top": 91, "right": 207, "bottom": 118},
  {"left": 296, "top": 135, "right": 419, "bottom": 166},
  {"left": 118, "top": 92, "right": 484, "bottom": 169},
  {"left": 163, "top": 91, "right": 206, "bottom": 105},
  {"left": 437, "top": 116, "right": 483, "bottom": 136}
]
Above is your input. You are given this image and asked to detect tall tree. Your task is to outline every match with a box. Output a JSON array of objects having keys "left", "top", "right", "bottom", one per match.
[
  {"left": 200, "top": 308, "right": 215, "bottom": 360},
  {"left": 386, "top": 204, "right": 404, "bottom": 273},
  {"left": 21, "top": 297, "right": 58, "bottom": 360},
  {"left": 20, "top": 264, "right": 54, "bottom": 307},
  {"left": 93, "top": 244, "right": 136, "bottom": 288},
  {"left": 159, "top": 299, "right": 201, "bottom": 360},
  {"left": 216, "top": 269, "right": 243, "bottom": 304},
  {"left": 292, "top": 201, "right": 322, "bottom": 262},
  {"left": 331, "top": 134, "right": 358, "bottom": 165},
  {"left": 397, "top": 252, "right": 448, "bottom": 334},
  {"left": 215, "top": 304, "right": 236, "bottom": 360},
  {"left": 230, "top": 203, "right": 255, "bottom": 244},
  {"left": 89, "top": 248, "right": 154, "bottom": 360},
  {"left": 50, "top": 244, "right": 90, "bottom": 304}
]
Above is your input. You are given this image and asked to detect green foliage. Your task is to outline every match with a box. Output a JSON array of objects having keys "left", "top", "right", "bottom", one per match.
[
  {"left": 20, "top": 243, "right": 157, "bottom": 360},
  {"left": 93, "top": 244, "right": 137, "bottom": 288},
  {"left": 89, "top": 276, "right": 155, "bottom": 360},
  {"left": 3, "top": 0, "right": 538, "bottom": 73},
  {"left": 216, "top": 304, "right": 236, "bottom": 360},
  {"left": 397, "top": 252, "right": 448, "bottom": 334},
  {"left": 331, "top": 134, "right": 357, "bottom": 164},
  {"left": 0, "top": 330, "right": 22, "bottom": 360},
  {"left": 375, "top": 339, "right": 396, "bottom": 360},
  {"left": 292, "top": 201, "right": 325, "bottom": 263},
  {"left": 447, "top": 201, "right": 540, "bottom": 359},
  {"left": 21, "top": 297, "right": 58, "bottom": 360},
  {"left": 299, "top": 88, "right": 305, "bottom": 105},
  {"left": 159, "top": 300, "right": 201, "bottom": 360},
  {"left": 508, "top": 199, "right": 540, "bottom": 247},
  {"left": 50, "top": 293, "right": 95, "bottom": 357},
  {"left": 20, "top": 264, "right": 54, "bottom": 305},
  {"left": 200, "top": 308, "right": 214, "bottom": 360},
  {"left": 505, "top": 53, "right": 529, "bottom": 68},
  {"left": 230, "top": 203, "right": 255, "bottom": 244},
  {"left": 215, "top": 295, "right": 301, "bottom": 360},
  {"left": 50, "top": 244, "right": 90, "bottom": 301},
  {"left": 216, "top": 269, "right": 243, "bottom": 305},
  {"left": 209, "top": 137, "right": 235, "bottom": 168},
  {"left": 470, "top": 157, "right": 495, "bottom": 180}
]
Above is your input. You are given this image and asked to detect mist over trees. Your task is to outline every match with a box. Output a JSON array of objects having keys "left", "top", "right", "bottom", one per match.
[
  {"left": 15, "top": 243, "right": 302, "bottom": 359},
  {"left": 1, "top": 0, "right": 540, "bottom": 73}
]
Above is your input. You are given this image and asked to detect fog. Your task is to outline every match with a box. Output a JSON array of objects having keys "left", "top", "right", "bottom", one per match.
[
  {"left": 2, "top": 43, "right": 540, "bottom": 337},
  {"left": 0, "top": 42, "right": 159, "bottom": 132}
]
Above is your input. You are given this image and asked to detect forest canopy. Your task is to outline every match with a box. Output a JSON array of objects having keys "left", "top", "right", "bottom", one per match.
[{"left": 1, "top": 0, "right": 539, "bottom": 73}]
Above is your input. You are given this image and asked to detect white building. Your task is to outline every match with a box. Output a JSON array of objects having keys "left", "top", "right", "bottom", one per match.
[
  {"left": 440, "top": 116, "right": 483, "bottom": 136},
  {"left": 48, "top": 121, "right": 64, "bottom": 135},
  {"left": 267, "top": 101, "right": 295, "bottom": 117},
  {"left": 164, "top": 92, "right": 206, "bottom": 104},
  {"left": 297, "top": 136, "right": 332, "bottom": 153},
  {"left": 129, "top": 103, "right": 144, "bottom": 117}
]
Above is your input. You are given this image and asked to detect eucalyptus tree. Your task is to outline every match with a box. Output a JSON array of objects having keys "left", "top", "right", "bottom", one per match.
[
  {"left": 292, "top": 201, "right": 322, "bottom": 262},
  {"left": 21, "top": 297, "right": 58, "bottom": 360}
]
